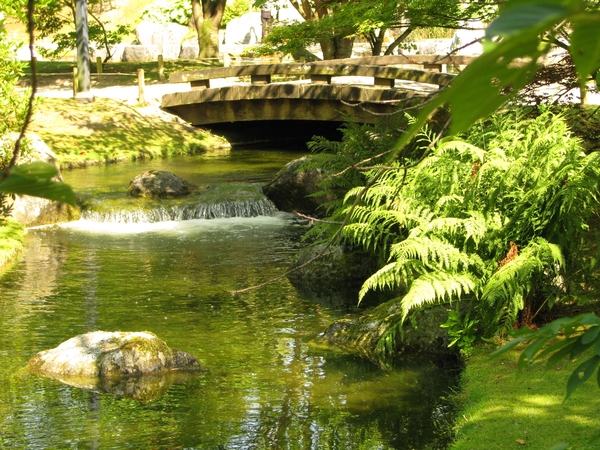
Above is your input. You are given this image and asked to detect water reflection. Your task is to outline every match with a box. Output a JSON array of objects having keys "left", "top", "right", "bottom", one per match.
[
  {"left": 36, "top": 370, "right": 201, "bottom": 402},
  {"left": 0, "top": 153, "right": 458, "bottom": 449}
]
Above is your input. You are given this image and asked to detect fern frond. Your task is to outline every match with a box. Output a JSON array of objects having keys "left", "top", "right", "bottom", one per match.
[
  {"left": 436, "top": 139, "right": 485, "bottom": 162},
  {"left": 389, "top": 235, "right": 471, "bottom": 271},
  {"left": 482, "top": 238, "right": 564, "bottom": 306},
  {"left": 358, "top": 260, "right": 422, "bottom": 302},
  {"left": 399, "top": 271, "right": 478, "bottom": 317}
]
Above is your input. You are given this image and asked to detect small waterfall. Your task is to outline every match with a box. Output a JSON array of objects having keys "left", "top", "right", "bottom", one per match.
[{"left": 80, "top": 197, "right": 278, "bottom": 224}]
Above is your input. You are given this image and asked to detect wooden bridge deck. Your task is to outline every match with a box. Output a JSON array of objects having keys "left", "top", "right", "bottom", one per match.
[{"left": 161, "top": 55, "right": 475, "bottom": 126}]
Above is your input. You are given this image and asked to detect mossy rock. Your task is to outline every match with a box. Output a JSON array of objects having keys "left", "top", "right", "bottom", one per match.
[
  {"left": 286, "top": 243, "right": 381, "bottom": 307},
  {"left": 28, "top": 331, "right": 200, "bottom": 378},
  {"left": 128, "top": 170, "right": 198, "bottom": 198},
  {"left": 262, "top": 157, "right": 332, "bottom": 215},
  {"left": 321, "top": 300, "right": 458, "bottom": 360}
]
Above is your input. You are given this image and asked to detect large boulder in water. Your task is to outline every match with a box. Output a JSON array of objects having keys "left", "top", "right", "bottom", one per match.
[
  {"left": 128, "top": 170, "right": 197, "bottom": 198},
  {"left": 27, "top": 331, "right": 200, "bottom": 378},
  {"left": 262, "top": 157, "right": 332, "bottom": 215}
]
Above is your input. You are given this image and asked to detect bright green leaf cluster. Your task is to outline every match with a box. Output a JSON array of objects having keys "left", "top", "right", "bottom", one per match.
[{"left": 0, "top": 162, "right": 76, "bottom": 206}]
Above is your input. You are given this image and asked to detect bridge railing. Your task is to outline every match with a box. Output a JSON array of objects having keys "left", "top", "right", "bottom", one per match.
[{"left": 169, "top": 55, "right": 477, "bottom": 91}]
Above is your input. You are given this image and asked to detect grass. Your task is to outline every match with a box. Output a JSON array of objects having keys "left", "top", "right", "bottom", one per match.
[
  {"left": 450, "top": 344, "right": 600, "bottom": 450},
  {"left": 0, "top": 219, "right": 24, "bottom": 271},
  {"left": 29, "top": 97, "right": 228, "bottom": 168}
]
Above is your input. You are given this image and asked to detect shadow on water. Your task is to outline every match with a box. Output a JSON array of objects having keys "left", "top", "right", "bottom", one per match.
[{"left": 0, "top": 151, "right": 461, "bottom": 449}]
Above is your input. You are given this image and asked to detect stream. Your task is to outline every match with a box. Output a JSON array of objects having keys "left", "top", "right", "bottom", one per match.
[{"left": 0, "top": 148, "right": 458, "bottom": 449}]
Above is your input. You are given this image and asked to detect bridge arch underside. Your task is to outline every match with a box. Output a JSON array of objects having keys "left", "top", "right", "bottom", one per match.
[{"left": 161, "top": 85, "right": 429, "bottom": 126}]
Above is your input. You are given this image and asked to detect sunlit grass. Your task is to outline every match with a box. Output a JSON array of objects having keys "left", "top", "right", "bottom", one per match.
[
  {"left": 29, "top": 97, "right": 228, "bottom": 168},
  {"left": 451, "top": 344, "right": 600, "bottom": 450}
]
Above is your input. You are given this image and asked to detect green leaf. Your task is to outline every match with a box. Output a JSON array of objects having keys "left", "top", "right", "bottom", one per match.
[
  {"left": 486, "top": 2, "right": 568, "bottom": 38},
  {"left": 0, "top": 162, "right": 76, "bottom": 206},
  {"left": 545, "top": 340, "right": 576, "bottom": 368},
  {"left": 520, "top": 336, "right": 552, "bottom": 364},
  {"left": 581, "top": 326, "right": 600, "bottom": 345},
  {"left": 570, "top": 13, "right": 600, "bottom": 90},
  {"left": 570, "top": 334, "right": 596, "bottom": 360},
  {"left": 489, "top": 336, "right": 528, "bottom": 358},
  {"left": 445, "top": 32, "right": 544, "bottom": 134},
  {"left": 566, "top": 355, "right": 600, "bottom": 400}
]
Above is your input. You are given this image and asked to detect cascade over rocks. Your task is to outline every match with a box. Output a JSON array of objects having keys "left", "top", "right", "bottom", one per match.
[
  {"left": 262, "top": 157, "right": 332, "bottom": 215},
  {"left": 128, "top": 170, "right": 198, "bottom": 198},
  {"left": 28, "top": 331, "right": 200, "bottom": 378}
]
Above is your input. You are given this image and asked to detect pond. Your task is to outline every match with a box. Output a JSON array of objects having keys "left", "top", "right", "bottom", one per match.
[{"left": 0, "top": 149, "right": 458, "bottom": 449}]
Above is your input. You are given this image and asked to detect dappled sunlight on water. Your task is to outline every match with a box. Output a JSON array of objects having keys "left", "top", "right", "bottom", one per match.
[{"left": 0, "top": 152, "right": 458, "bottom": 449}]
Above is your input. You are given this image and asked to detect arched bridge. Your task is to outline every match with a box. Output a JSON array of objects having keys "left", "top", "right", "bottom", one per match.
[{"left": 161, "top": 55, "right": 475, "bottom": 126}]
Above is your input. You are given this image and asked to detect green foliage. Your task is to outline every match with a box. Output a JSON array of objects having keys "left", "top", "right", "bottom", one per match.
[
  {"left": 300, "top": 0, "right": 600, "bottom": 355},
  {"left": 222, "top": 0, "right": 253, "bottom": 26},
  {"left": 11, "top": 0, "right": 131, "bottom": 61},
  {"left": 491, "top": 313, "right": 600, "bottom": 400},
  {"left": 388, "top": 0, "right": 600, "bottom": 159},
  {"left": 141, "top": 0, "right": 193, "bottom": 26},
  {"left": 0, "top": 162, "right": 76, "bottom": 206},
  {"left": 440, "top": 306, "right": 478, "bottom": 357},
  {"left": 315, "top": 110, "right": 600, "bottom": 348},
  {"left": 258, "top": 0, "right": 495, "bottom": 57}
]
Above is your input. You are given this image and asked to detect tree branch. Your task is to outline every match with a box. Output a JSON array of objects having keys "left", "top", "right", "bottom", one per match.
[{"left": 1, "top": 0, "right": 37, "bottom": 184}]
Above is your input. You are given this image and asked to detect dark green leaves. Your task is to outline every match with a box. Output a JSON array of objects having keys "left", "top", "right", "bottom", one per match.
[
  {"left": 0, "top": 162, "right": 76, "bottom": 206},
  {"left": 570, "top": 13, "right": 600, "bottom": 90},
  {"left": 485, "top": 2, "right": 568, "bottom": 38},
  {"left": 492, "top": 313, "right": 600, "bottom": 400}
]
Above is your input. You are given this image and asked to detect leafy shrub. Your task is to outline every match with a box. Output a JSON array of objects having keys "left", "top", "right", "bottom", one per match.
[
  {"left": 0, "top": 21, "right": 30, "bottom": 220},
  {"left": 141, "top": 0, "right": 193, "bottom": 26},
  {"left": 312, "top": 109, "right": 600, "bottom": 349}
]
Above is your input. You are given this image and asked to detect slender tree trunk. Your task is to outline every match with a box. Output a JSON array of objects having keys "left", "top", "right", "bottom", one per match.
[
  {"left": 384, "top": 27, "right": 413, "bottom": 55},
  {"left": 192, "top": 0, "right": 226, "bottom": 59},
  {"left": 74, "top": 0, "right": 91, "bottom": 96},
  {"left": 371, "top": 29, "right": 386, "bottom": 56}
]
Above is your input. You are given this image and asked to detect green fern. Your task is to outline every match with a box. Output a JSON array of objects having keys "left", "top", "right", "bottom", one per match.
[{"left": 318, "top": 109, "right": 600, "bottom": 347}]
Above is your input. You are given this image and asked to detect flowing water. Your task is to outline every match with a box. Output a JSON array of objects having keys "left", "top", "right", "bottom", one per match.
[{"left": 0, "top": 149, "right": 458, "bottom": 449}]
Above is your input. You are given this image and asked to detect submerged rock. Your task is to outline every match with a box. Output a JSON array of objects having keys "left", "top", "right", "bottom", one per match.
[
  {"left": 28, "top": 331, "right": 200, "bottom": 378},
  {"left": 321, "top": 301, "right": 457, "bottom": 363},
  {"left": 128, "top": 170, "right": 197, "bottom": 198},
  {"left": 287, "top": 243, "right": 380, "bottom": 307}
]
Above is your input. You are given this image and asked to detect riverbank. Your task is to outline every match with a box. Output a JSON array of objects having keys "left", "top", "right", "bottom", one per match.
[
  {"left": 30, "top": 96, "right": 229, "bottom": 169},
  {"left": 450, "top": 344, "right": 600, "bottom": 450},
  {"left": 0, "top": 219, "right": 24, "bottom": 273}
]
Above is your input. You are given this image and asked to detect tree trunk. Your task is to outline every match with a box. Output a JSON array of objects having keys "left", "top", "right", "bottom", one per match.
[
  {"left": 192, "top": 0, "right": 226, "bottom": 59},
  {"left": 319, "top": 35, "right": 355, "bottom": 59}
]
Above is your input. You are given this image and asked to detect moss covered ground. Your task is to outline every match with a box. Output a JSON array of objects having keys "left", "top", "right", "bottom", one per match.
[
  {"left": 29, "top": 96, "right": 228, "bottom": 168},
  {"left": 450, "top": 344, "right": 600, "bottom": 450}
]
